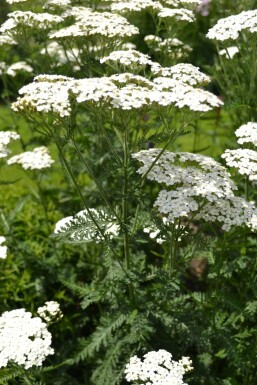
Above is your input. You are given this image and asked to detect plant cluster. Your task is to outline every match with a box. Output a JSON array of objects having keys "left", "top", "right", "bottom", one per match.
[{"left": 1, "top": 0, "right": 257, "bottom": 384}]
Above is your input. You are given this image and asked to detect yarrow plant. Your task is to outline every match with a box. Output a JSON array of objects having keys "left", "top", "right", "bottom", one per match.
[
  {"left": 1, "top": 0, "right": 257, "bottom": 384},
  {"left": 7, "top": 146, "right": 54, "bottom": 170}
]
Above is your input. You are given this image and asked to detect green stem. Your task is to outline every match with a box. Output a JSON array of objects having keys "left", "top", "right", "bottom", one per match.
[
  {"left": 54, "top": 136, "right": 109, "bottom": 237},
  {"left": 123, "top": 129, "right": 130, "bottom": 270},
  {"left": 71, "top": 137, "right": 121, "bottom": 222},
  {"left": 192, "top": 120, "right": 198, "bottom": 153},
  {"left": 169, "top": 221, "right": 179, "bottom": 275},
  {"left": 248, "top": 38, "right": 257, "bottom": 119},
  {"left": 90, "top": 107, "right": 123, "bottom": 166},
  {"left": 140, "top": 122, "right": 188, "bottom": 185},
  {"left": 245, "top": 175, "right": 249, "bottom": 201},
  {"left": 35, "top": 176, "right": 52, "bottom": 233},
  {"left": 122, "top": 127, "right": 136, "bottom": 306},
  {"left": 212, "top": 233, "right": 226, "bottom": 329},
  {"left": 129, "top": 204, "right": 140, "bottom": 240},
  {"left": 54, "top": 134, "right": 132, "bottom": 280}
]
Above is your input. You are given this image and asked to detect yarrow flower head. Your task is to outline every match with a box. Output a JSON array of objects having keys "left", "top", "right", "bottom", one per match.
[
  {"left": 163, "top": 0, "right": 201, "bottom": 8},
  {"left": 0, "top": 237, "right": 7, "bottom": 260},
  {"left": 0, "top": 309, "right": 54, "bottom": 369},
  {"left": 235, "top": 122, "right": 257, "bottom": 146},
  {"left": 124, "top": 349, "right": 193, "bottom": 385},
  {"left": 43, "top": 0, "right": 71, "bottom": 10},
  {"left": 6, "top": 0, "right": 27, "bottom": 3},
  {"left": 0, "top": 11, "right": 63, "bottom": 34},
  {"left": 50, "top": 8, "right": 139, "bottom": 40},
  {"left": 0, "top": 61, "right": 33, "bottom": 77},
  {"left": 158, "top": 8, "right": 195, "bottom": 22},
  {"left": 221, "top": 149, "right": 257, "bottom": 176},
  {"left": 111, "top": 0, "right": 163, "bottom": 14},
  {"left": 206, "top": 10, "right": 257, "bottom": 41},
  {"left": 132, "top": 148, "right": 257, "bottom": 231},
  {"left": 12, "top": 75, "right": 74, "bottom": 117},
  {"left": 0, "top": 131, "right": 20, "bottom": 158},
  {"left": 7, "top": 146, "right": 54, "bottom": 170},
  {"left": 151, "top": 63, "right": 210, "bottom": 86},
  {"left": 100, "top": 49, "right": 153, "bottom": 68},
  {"left": 37, "top": 301, "right": 63, "bottom": 323}
]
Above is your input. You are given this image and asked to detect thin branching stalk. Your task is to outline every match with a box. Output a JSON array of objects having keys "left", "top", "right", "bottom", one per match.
[
  {"left": 140, "top": 121, "right": 189, "bottom": 184},
  {"left": 122, "top": 126, "right": 136, "bottom": 307},
  {"left": 71, "top": 135, "right": 121, "bottom": 222}
]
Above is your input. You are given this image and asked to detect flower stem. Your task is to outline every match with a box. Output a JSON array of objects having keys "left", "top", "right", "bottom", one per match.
[{"left": 71, "top": 136, "right": 121, "bottom": 222}]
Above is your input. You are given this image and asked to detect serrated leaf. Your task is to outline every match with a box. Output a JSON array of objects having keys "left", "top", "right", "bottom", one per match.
[{"left": 52, "top": 208, "right": 120, "bottom": 244}]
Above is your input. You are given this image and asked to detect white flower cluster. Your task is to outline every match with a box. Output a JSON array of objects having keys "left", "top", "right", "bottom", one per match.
[
  {"left": 133, "top": 148, "right": 257, "bottom": 231},
  {"left": 0, "top": 237, "right": 7, "bottom": 260},
  {"left": 100, "top": 53, "right": 207, "bottom": 83},
  {"left": 133, "top": 149, "right": 235, "bottom": 189},
  {"left": 0, "top": 35, "right": 17, "bottom": 46},
  {"left": 207, "top": 10, "right": 257, "bottom": 41},
  {"left": 111, "top": 0, "right": 163, "bottom": 14},
  {"left": 218, "top": 46, "right": 239, "bottom": 59},
  {"left": 0, "top": 131, "right": 20, "bottom": 158},
  {"left": 7, "top": 146, "right": 54, "bottom": 170},
  {"left": 100, "top": 49, "right": 153, "bottom": 67},
  {"left": 144, "top": 35, "right": 163, "bottom": 44},
  {"left": 50, "top": 8, "right": 139, "bottom": 40},
  {"left": 54, "top": 208, "right": 120, "bottom": 242},
  {"left": 222, "top": 122, "right": 257, "bottom": 183},
  {"left": 163, "top": 0, "right": 201, "bottom": 7},
  {"left": 37, "top": 301, "right": 63, "bottom": 323},
  {"left": 153, "top": 78, "right": 222, "bottom": 111},
  {"left": 0, "top": 11, "right": 63, "bottom": 34},
  {"left": 6, "top": 0, "right": 27, "bottom": 3},
  {"left": 221, "top": 149, "right": 257, "bottom": 176},
  {"left": 43, "top": 0, "right": 71, "bottom": 10},
  {"left": 111, "top": 0, "right": 200, "bottom": 15},
  {"left": 0, "top": 309, "right": 54, "bottom": 369},
  {"left": 235, "top": 122, "right": 257, "bottom": 146},
  {"left": 158, "top": 8, "right": 195, "bottom": 22},
  {"left": 124, "top": 349, "right": 193, "bottom": 385},
  {"left": 12, "top": 69, "right": 222, "bottom": 116},
  {"left": 0, "top": 61, "right": 33, "bottom": 77},
  {"left": 151, "top": 63, "right": 210, "bottom": 85},
  {"left": 198, "top": 196, "right": 257, "bottom": 231},
  {"left": 12, "top": 75, "right": 74, "bottom": 117}
]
